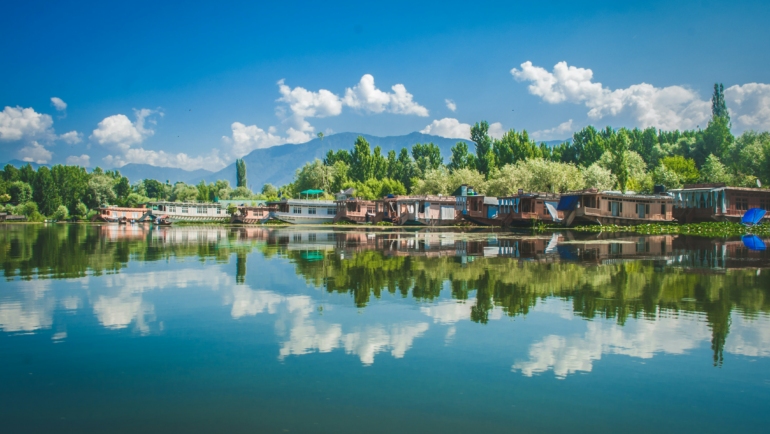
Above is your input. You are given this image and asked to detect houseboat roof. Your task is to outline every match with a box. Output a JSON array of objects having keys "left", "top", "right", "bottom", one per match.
[
  {"left": 672, "top": 184, "right": 769, "bottom": 193},
  {"left": 387, "top": 195, "right": 456, "bottom": 203},
  {"left": 498, "top": 192, "right": 561, "bottom": 200},
  {"left": 563, "top": 190, "right": 674, "bottom": 200},
  {"left": 148, "top": 201, "right": 223, "bottom": 206},
  {"left": 269, "top": 199, "right": 336, "bottom": 206}
]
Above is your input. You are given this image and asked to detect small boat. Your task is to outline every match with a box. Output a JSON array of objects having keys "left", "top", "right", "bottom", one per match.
[{"left": 154, "top": 215, "right": 172, "bottom": 226}]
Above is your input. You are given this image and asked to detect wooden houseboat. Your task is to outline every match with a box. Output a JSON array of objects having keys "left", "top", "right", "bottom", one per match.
[
  {"left": 231, "top": 204, "right": 276, "bottom": 224},
  {"left": 95, "top": 205, "right": 153, "bottom": 223},
  {"left": 497, "top": 192, "right": 563, "bottom": 227},
  {"left": 332, "top": 187, "right": 376, "bottom": 223},
  {"left": 334, "top": 198, "right": 376, "bottom": 223},
  {"left": 148, "top": 201, "right": 229, "bottom": 223},
  {"left": 377, "top": 195, "right": 460, "bottom": 226},
  {"left": 670, "top": 184, "right": 770, "bottom": 223},
  {"left": 557, "top": 189, "right": 674, "bottom": 226},
  {"left": 457, "top": 194, "right": 500, "bottom": 226}
]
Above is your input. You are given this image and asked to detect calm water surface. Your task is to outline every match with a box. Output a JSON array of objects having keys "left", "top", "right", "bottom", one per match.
[{"left": 2, "top": 224, "right": 770, "bottom": 433}]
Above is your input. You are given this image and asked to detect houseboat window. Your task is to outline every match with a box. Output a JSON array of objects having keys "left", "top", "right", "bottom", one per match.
[
  {"left": 216, "top": 208, "right": 221, "bottom": 214},
  {"left": 661, "top": 204, "right": 666, "bottom": 215},
  {"left": 293, "top": 234, "right": 302, "bottom": 242},
  {"left": 522, "top": 201, "right": 530, "bottom": 213},
  {"left": 169, "top": 206, "right": 176, "bottom": 213},
  {"left": 308, "top": 234, "right": 316, "bottom": 242},
  {"left": 196, "top": 207, "right": 204, "bottom": 214},
  {"left": 736, "top": 197, "right": 749, "bottom": 211},
  {"left": 293, "top": 207, "right": 302, "bottom": 214},
  {"left": 327, "top": 208, "right": 335, "bottom": 215},
  {"left": 419, "top": 203, "right": 426, "bottom": 213},
  {"left": 308, "top": 207, "right": 317, "bottom": 215},
  {"left": 761, "top": 200, "right": 767, "bottom": 210},
  {"left": 645, "top": 204, "right": 650, "bottom": 215},
  {"left": 181, "top": 207, "right": 188, "bottom": 213}
]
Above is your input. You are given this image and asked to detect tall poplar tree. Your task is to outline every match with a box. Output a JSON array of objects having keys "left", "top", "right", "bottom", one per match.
[{"left": 236, "top": 159, "right": 247, "bottom": 188}]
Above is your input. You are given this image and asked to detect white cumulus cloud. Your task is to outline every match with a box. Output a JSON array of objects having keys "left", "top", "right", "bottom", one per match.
[
  {"left": 50, "top": 97, "right": 67, "bottom": 111},
  {"left": 221, "top": 122, "right": 284, "bottom": 158},
  {"left": 103, "top": 147, "right": 224, "bottom": 171},
  {"left": 488, "top": 122, "right": 505, "bottom": 139},
  {"left": 724, "top": 83, "right": 770, "bottom": 131},
  {"left": 278, "top": 79, "right": 343, "bottom": 118},
  {"left": 343, "top": 74, "right": 429, "bottom": 116},
  {"left": 59, "top": 130, "right": 82, "bottom": 144},
  {"left": 531, "top": 119, "right": 574, "bottom": 140},
  {"left": 65, "top": 154, "right": 90, "bottom": 166},
  {"left": 511, "top": 61, "right": 711, "bottom": 131},
  {"left": 91, "top": 108, "right": 159, "bottom": 151},
  {"left": 420, "top": 118, "right": 471, "bottom": 139},
  {"left": 445, "top": 99, "right": 457, "bottom": 112},
  {"left": 0, "top": 106, "right": 55, "bottom": 142},
  {"left": 18, "top": 141, "right": 53, "bottom": 164}
]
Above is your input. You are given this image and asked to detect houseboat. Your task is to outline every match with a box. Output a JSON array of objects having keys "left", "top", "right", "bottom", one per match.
[
  {"left": 270, "top": 199, "right": 337, "bottom": 224},
  {"left": 95, "top": 205, "right": 153, "bottom": 223},
  {"left": 457, "top": 194, "right": 500, "bottom": 226},
  {"left": 334, "top": 198, "right": 377, "bottom": 223},
  {"left": 333, "top": 187, "right": 377, "bottom": 224},
  {"left": 377, "top": 195, "right": 460, "bottom": 226},
  {"left": 231, "top": 204, "right": 276, "bottom": 224},
  {"left": 670, "top": 184, "right": 770, "bottom": 223},
  {"left": 498, "top": 192, "right": 562, "bottom": 227},
  {"left": 557, "top": 189, "right": 674, "bottom": 226},
  {"left": 148, "top": 201, "right": 229, "bottom": 223}
]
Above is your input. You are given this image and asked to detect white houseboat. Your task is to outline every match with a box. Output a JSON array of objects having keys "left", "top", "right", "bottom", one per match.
[
  {"left": 148, "top": 201, "right": 229, "bottom": 223},
  {"left": 271, "top": 199, "right": 337, "bottom": 224}
]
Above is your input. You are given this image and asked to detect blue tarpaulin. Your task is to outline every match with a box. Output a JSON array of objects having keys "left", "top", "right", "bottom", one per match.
[
  {"left": 742, "top": 235, "right": 766, "bottom": 251},
  {"left": 741, "top": 208, "right": 767, "bottom": 226},
  {"left": 557, "top": 195, "right": 579, "bottom": 211}
]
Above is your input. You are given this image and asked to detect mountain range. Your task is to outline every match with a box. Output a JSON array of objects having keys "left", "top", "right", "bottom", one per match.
[{"left": 3, "top": 133, "right": 566, "bottom": 189}]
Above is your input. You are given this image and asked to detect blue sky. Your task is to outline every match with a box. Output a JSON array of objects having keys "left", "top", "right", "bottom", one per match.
[{"left": 2, "top": 0, "right": 769, "bottom": 171}]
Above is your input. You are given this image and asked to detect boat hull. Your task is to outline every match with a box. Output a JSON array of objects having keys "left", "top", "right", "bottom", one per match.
[{"left": 272, "top": 212, "right": 334, "bottom": 225}]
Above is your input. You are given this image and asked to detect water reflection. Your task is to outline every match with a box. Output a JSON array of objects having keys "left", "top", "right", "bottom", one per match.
[{"left": 2, "top": 224, "right": 770, "bottom": 377}]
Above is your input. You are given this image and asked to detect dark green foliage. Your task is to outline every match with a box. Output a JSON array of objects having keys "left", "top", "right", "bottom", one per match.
[
  {"left": 471, "top": 121, "right": 495, "bottom": 176},
  {"left": 493, "top": 129, "right": 541, "bottom": 166},
  {"left": 235, "top": 158, "right": 247, "bottom": 188},
  {"left": 349, "top": 136, "right": 374, "bottom": 182},
  {"left": 411, "top": 143, "right": 443, "bottom": 176},
  {"left": 448, "top": 142, "right": 476, "bottom": 171},
  {"left": 712, "top": 83, "right": 730, "bottom": 122},
  {"left": 9, "top": 181, "right": 32, "bottom": 204},
  {"left": 32, "top": 166, "right": 62, "bottom": 215}
]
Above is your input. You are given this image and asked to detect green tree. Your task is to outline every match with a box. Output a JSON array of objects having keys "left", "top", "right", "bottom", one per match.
[
  {"left": 471, "top": 121, "right": 495, "bottom": 177},
  {"left": 75, "top": 202, "right": 88, "bottom": 219},
  {"left": 411, "top": 143, "right": 443, "bottom": 176},
  {"left": 712, "top": 83, "right": 730, "bottom": 122},
  {"left": 699, "top": 154, "right": 732, "bottom": 184},
  {"left": 261, "top": 183, "right": 279, "bottom": 199},
  {"left": 19, "top": 164, "right": 36, "bottom": 184},
  {"left": 87, "top": 174, "right": 117, "bottom": 208},
  {"left": 2, "top": 164, "right": 20, "bottom": 182},
  {"left": 660, "top": 156, "right": 699, "bottom": 185},
  {"left": 562, "top": 126, "right": 607, "bottom": 167},
  {"left": 350, "top": 136, "right": 374, "bottom": 182},
  {"left": 32, "top": 166, "right": 62, "bottom": 215},
  {"left": 494, "top": 129, "right": 541, "bottom": 166},
  {"left": 9, "top": 181, "right": 32, "bottom": 204},
  {"left": 236, "top": 158, "right": 247, "bottom": 188},
  {"left": 581, "top": 164, "right": 616, "bottom": 191},
  {"left": 114, "top": 176, "right": 130, "bottom": 204},
  {"left": 372, "top": 146, "right": 388, "bottom": 180},
  {"left": 52, "top": 205, "right": 69, "bottom": 221},
  {"left": 448, "top": 142, "right": 477, "bottom": 171},
  {"left": 143, "top": 179, "right": 166, "bottom": 200},
  {"left": 51, "top": 165, "right": 89, "bottom": 213},
  {"left": 608, "top": 130, "right": 630, "bottom": 192}
]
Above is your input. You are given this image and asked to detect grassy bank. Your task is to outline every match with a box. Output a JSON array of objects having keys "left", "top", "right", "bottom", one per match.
[{"left": 568, "top": 221, "right": 770, "bottom": 237}]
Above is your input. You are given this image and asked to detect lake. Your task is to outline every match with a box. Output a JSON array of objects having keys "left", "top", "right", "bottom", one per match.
[{"left": 1, "top": 224, "right": 769, "bottom": 433}]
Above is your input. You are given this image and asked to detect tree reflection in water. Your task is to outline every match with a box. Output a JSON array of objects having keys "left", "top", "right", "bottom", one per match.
[{"left": 2, "top": 224, "right": 769, "bottom": 369}]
